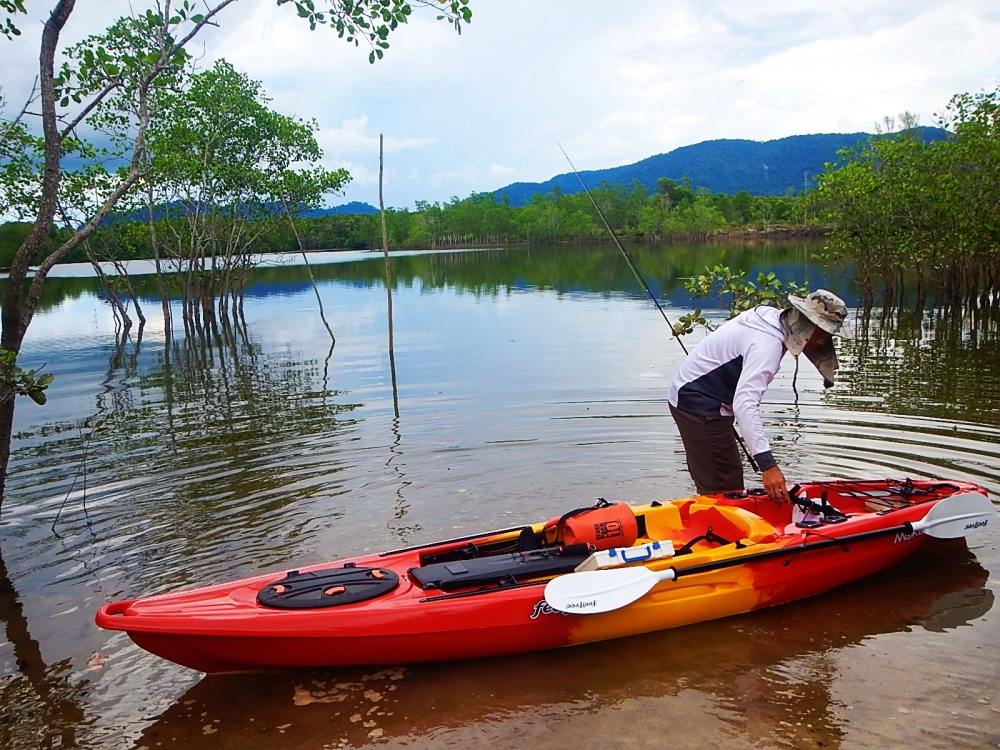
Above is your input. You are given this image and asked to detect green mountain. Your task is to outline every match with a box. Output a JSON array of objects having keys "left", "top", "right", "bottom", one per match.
[
  {"left": 493, "top": 127, "right": 949, "bottom": 205},
  {"left": 300, "top": 201, "right": 378, "bottom": 217}
]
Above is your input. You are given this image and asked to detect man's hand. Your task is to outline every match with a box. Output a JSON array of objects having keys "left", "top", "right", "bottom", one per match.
[{"left": 762, "top": 465, "right": 789, "bottom": 503}]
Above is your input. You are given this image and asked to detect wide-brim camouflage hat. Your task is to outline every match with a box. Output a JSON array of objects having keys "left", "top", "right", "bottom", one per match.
[
  {"left": 780, "top": 308, "right": 839, "bottom": 388},
  {"left": 787, "top": 289, "right": 853, "bottom": 338}
]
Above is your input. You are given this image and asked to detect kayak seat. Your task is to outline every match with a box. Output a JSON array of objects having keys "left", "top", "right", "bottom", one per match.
[
  {"left": 409, "top": 544, "right": 592, "bottom": 592},
  {"left": 681, "top": 504, "right": 778, "bottom": 548},
  {"left": 640, "top": 503, "right": 684, "bottom": 541}
]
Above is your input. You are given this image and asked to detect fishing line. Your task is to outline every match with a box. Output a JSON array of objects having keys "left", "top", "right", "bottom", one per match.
[
  {"left": 557, "top": 143, "right": 689, "bottom": 355},
  {"left": 557, "top": 142, "right": 760, "bottom": 473}
]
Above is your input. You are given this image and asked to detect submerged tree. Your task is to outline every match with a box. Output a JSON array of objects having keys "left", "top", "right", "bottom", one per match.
[
  {"left": 0, "top": 0, "right": 474, "bottom": 508},
  {"left": 812, "top": 88, "right": 999, "bottom": 304},
  {"left": 141, "top": 60, "right": 348, "bottom": 331}
]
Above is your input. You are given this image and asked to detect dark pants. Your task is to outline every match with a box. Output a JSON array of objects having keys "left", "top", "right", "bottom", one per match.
[{"left": 669, "top": 404, "right": 744, "bottom": 494}]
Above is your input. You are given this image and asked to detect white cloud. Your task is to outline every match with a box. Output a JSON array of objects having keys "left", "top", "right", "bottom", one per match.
[
  {"left": 1, "top": 0, "right": 997, "bottom": 211},
  {"left": 427, "top": 165, "right": 483, "bottom": 189},
  {"left": 315, "top": 116, "right": 435, "bottom": 160},
  {"left": 327, "top": 159, "right": 376, "bottom": 187},
  {"left": 537, "top": 0, "right": 999, "bottom": 171},
  {"left": 488, "top": 163, "right": 515, "bottom": 179}
]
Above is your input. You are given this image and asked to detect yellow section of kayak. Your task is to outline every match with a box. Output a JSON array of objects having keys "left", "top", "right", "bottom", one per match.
[{"left": 565, "top": 497, "right": 778, "bottom": 644}]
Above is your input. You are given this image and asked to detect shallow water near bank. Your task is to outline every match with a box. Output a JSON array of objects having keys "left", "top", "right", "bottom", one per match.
[{"left": 0, "top": 242, "right": 997, "bottom": 749}]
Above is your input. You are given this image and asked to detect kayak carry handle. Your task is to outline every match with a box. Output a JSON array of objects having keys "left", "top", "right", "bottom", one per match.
[
  {"left": 94, "top": 600, "right": 136, "bottom": 630},
  {"left": 102, "top": 600, "right": 134, "bottom": 616}
]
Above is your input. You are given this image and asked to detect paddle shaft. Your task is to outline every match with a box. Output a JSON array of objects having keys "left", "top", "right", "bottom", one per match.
[
  {"left": 556, "top": 142, "right": 759, "bottom": 473},
  {"left": 669, "top": 519, "right": 924, "bottom": 580},
  {"left": 543, "top": 491, "right": 992, "bottom": 614}
]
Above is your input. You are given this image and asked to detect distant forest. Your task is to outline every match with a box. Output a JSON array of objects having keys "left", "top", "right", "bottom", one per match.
[{"left": 0, "top": 178, "right": 813, "bottom": 267}]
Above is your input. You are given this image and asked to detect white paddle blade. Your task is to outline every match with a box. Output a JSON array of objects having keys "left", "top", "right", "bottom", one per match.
[
  {"left": 914, "top": 492, "right": 995, "bottom": 539},
  {"left": 544, "top": 567, "right": 675, "bottom": 614}
]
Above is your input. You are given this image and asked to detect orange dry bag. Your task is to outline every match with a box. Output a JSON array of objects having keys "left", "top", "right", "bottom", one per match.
[{"left": 549, "top": 499, "right": 638, "bottom": 551}]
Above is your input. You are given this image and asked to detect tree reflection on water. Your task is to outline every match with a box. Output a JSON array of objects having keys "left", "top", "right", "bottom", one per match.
[
  {"left": 1, "top": 316, "right": 364, "bottom": 747},
  {"left": 832, "top": 303, "right": 1000, "bottom": 424}
]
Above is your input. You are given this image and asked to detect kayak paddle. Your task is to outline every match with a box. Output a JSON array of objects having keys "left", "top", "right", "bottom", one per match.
[{"left": 544, "top": 491, "right": 994, "bottom": 615}]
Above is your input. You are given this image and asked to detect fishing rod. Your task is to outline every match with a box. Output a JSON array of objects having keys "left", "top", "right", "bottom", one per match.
[{"left": 557, "top": 143, "right": 760, "bottom": 473}]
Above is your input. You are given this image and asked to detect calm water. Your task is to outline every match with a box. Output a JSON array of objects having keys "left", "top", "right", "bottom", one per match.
[{"left": 0, "top": 243, "right": 997, "bottom": 749}]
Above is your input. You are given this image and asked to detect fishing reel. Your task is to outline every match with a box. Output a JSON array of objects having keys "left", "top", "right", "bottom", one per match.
[{"left": 788, "top": 484, "right": 848, "bottom": 528}]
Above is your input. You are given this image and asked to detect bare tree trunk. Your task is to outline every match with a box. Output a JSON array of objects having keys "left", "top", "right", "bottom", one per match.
[
  {"left": 0, "top": 0, "right": 77, "bottom": 505},
  {"left": 111, "top": 258, "right": 146, "bottom": 327},
  {"left": 147, "top": 185, "right": 172, "bottom": 333},
  {"left": 279, "top": 196, "right": 335, "bottom": 343},
  {"left": 88, "top": 249, "right": 133, "bottom": 331},
  {"left": 380, "top": 134, "right": 399, "bottom": 419}
]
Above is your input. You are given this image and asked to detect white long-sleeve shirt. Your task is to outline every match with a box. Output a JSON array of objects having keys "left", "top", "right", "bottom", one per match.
[{"left": 667, "top": 306, "right": 786, "bottom": 469}]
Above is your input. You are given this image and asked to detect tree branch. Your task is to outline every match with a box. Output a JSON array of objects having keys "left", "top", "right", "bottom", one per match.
[
  {"left": 59, "top": 78, "right": 123, "bottom": 140},
  {"left": 0, "top": 75, "right": 39, "bottom": 141}
]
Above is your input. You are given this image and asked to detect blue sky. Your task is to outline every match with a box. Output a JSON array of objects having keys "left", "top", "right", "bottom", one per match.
[{"left": 2, "top": 0, "right": 998, "bottom": 209}]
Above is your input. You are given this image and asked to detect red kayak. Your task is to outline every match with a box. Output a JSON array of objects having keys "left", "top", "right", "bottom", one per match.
[{"left": 95, "top": 479, "right": 993, "bottom": 673}]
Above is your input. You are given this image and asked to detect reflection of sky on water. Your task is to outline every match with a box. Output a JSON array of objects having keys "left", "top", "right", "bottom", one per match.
[
  {"left": 17, "top": 241, "right": 855, "bottom": 310},
  {"left": 13, "top": 275, "right": 748, "bottom": 429},
  {"left": 29, "top": 247, "right": 496, "bottom": 279}
]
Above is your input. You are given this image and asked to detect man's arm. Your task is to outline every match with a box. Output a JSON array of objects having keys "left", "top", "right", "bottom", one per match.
[{"left": 732, "top": 340, "right": 789, "bottom": 502}]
